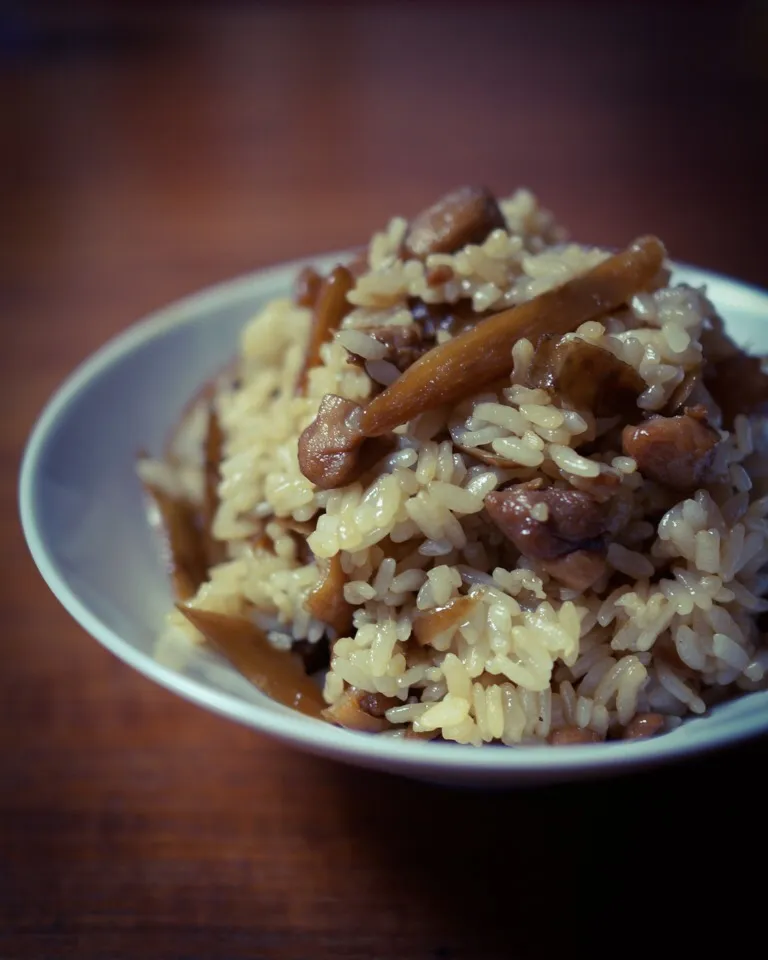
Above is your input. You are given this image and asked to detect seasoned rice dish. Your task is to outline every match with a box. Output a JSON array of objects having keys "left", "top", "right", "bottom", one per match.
[{"left": 139, "top": 186, "right": 768, "bottom": 746}]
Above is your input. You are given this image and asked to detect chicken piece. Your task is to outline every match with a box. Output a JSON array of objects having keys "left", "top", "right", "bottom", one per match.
[
  {"left": 528, "top": 337, "right": 645, "bottom": 420},
  {"left": 622, "top": 712, "right": 665, "bottom": 740},
  {"left": 297, "top": 395, "right": 396, "bottom": 491},
  {"left": 305, "top": 554, "right": 354, "bottom": 636},
  {"left": 484, "top": 482, "right": 629, "bottom": 561},
  {"left": 297, "top": 395, "right": 364, "bottom": 490},
  {"left": 548, "top": 726, "right": 603, "bottom": 745},
  {"left": 364, "top": 324, "right": 429, "bottom": 372},
  {"left": 621, "top": 406, "right": 720, "bottom": 491},
  {"left": 403, "top": 185, "right": 505, "bottom": 259},
  {"left": 541, "top": 550, "right": 607, "bottom": 591}
]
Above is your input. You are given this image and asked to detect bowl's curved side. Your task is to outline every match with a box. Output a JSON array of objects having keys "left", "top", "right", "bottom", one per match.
[{"left": 18, "top": 257, "right": 768, "bottom": 785}]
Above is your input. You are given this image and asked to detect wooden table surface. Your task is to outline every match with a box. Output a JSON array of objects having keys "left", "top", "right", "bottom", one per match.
[{"left": 3, "top": 3, "right": 768, "bottom": 957}]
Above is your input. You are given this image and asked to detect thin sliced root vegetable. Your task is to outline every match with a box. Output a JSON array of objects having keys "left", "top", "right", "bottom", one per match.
[
  {"left": 305, "top": 554, "right": 354, "bottom": 636},
  {"left": 177, "top": 606, "right": 326, "bottom": 719},
  {"left": 202, "top": 405, "right": 226, "bottom": 566},
  {"left": 296, "top": 264, "right": 354, "bottom": 394},
  {"left": 144, "top": 483, "right": 208, "bottom": 601},
  {"left": 359, "top": 236, "right": 665, "bottom": 436},
  {"left": 322, "top": 687, "right": 397, "bottom": 732}
]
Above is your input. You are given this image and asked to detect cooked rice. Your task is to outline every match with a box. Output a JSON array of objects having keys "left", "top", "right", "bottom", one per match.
[{"left": 148, "top": 187, "right": 768, "bottom": 746}]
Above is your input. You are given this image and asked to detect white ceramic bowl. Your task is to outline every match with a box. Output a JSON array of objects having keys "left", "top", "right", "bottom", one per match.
[{"left": 19, "top": 253, "right": 768, "bottom": 787}]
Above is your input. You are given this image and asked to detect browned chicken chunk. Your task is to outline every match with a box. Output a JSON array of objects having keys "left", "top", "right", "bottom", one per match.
[
  {"left": 622, "top": 406, "right": 720, "bottom": 491},
  {"left": 528, "top": 337, "right": 645, "bottom": 420},
  {"left": 622, "top": 712, "right": 665, "bottom": 740},
  {"left": 403, "top": 185, "right": 506, "bottom": 259},
  {"left": 365, "top": 324, "right": 429, "bottom": 372},
  {"left": 484, "top": 482, "right": 629, "bottom": 561},
  {"left": 297, "top": 394, "right": 364, "bottom": 489},
  {"left": 541, "top": 550, "right": 607, "bottom": 591},
  {"left": 548, "top": 726, "right": 603, "bottom": 745}
]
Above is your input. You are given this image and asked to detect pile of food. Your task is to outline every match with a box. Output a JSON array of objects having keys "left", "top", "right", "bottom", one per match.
[{"left": 139, "top": 186, "right": 768, "bottom": 746}]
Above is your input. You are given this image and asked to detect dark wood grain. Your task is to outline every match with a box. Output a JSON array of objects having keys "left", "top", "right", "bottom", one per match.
[{"left": 3, "top": 2, "right": 767, "bottom": 957}]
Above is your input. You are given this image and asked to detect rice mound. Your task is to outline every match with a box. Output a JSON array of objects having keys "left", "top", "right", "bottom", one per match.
[{"left": 147, "top": 188, "right": 768, "bottom": 746}]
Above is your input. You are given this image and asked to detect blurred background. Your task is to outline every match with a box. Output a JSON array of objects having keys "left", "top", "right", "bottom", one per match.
[
  {"left": 4, "top": 0, "right": 768, "bottom": 357},
  {"left": 3, "top": 1, "right": 768, "bottom": 957}
]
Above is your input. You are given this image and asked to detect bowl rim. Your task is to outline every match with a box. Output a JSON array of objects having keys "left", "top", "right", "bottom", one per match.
[{"left": 18, "top": 251, "right": 768, "bottom": 775}]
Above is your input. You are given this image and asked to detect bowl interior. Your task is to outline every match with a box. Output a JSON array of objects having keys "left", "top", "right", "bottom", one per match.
[{"left": 19, "top": 257, "right": 768, "bottom": 783}]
